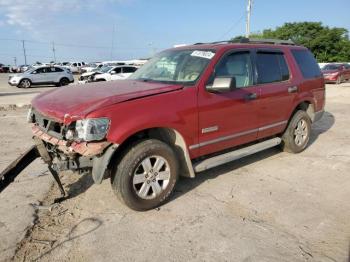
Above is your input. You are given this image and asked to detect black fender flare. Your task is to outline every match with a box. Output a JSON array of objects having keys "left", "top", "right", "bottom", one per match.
[{"left": 92, "top": 144, "right": 118, "bottom": 184}]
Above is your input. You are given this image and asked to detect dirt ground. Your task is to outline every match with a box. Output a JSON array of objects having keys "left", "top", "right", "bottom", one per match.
[{"left": 1, "top": 83, "right": 350, "bottom": 262}]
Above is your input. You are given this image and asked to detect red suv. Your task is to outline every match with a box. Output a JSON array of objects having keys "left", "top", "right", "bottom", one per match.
[
  {"left": 322, "top": 63, "right": 350, "bottom": 84},
  {"left": 28, "top": 38, "right": 325, "bottom": 210}
]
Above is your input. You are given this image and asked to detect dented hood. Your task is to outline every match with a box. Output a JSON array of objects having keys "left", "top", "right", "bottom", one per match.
[{"left": 32, "top": 80, "right": 183, "bottom": 122}]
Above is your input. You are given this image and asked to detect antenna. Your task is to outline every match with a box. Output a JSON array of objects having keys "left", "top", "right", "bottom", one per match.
[{"left": 245, "top": 0, "right": 253, "bottom": 38}]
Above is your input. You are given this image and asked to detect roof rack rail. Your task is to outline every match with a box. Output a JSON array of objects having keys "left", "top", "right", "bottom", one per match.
[
  {"left": 193, "top": 38, "right": 295, "bottom": 46},
  {"left": 237, "top": 37, "right": 296, "bottom": 45}
]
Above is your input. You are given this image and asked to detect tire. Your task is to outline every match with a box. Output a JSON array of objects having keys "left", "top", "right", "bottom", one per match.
[
  {"left": 111, "top": 139, "right": 179, "bottom": 211},
  {"left": 336, "top": 75, "right": 343, "bottom": 85},
  {"left": 18, "top": 79, "right": 31, "bottom": 88},
  {"left": 57, "top": 78, "right": 69, "bottom": 87},
  {"left": 281, "top": 110, "right": 311, "bottom": 153}
]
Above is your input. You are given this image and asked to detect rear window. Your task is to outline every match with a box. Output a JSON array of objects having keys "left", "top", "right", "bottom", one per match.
[
  {"left": 291, "top": 49, "right": 321, "bottom": 79},
  {"left": 256, "top": 52, "right": 290, "bottom": 84}
]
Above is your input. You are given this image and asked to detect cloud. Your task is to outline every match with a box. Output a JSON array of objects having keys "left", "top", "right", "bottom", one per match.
[{"left": 0, "top": 0, "right": 131, "bottom": 30}]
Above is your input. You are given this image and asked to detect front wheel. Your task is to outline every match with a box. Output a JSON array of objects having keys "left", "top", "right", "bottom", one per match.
[
  {"left": 281, "top": 110, "right": 311, "bottom": 153},
  {"left": 111, "top": 139, "right": 179, "bottom": 211},
  {"left": 336, "top": 75, "right": 343, "bottom": 85},
  {"left": 19, "top": 79, "right": 31, "bottom": 88}
]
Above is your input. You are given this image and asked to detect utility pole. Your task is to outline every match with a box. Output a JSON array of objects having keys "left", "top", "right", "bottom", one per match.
[
  {"left": 52, "top": 41, "right": 56, "bottom": 62},
  {"left": 22, "top": 40, "right": 27, "bottom": 65},
  {"left": 13, "top": 57, "right": 17, "bottom": 66},
  {"left": 245, "top": 0, "right": 252, "bottom": 38}
]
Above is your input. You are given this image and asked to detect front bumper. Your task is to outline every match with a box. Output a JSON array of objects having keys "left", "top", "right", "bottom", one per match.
[
  {"left": 8, "top": 79, "right": 20, "bottom": 86},
  {"left": 323, "top": 75, "right": 338, "bottom": 83},
  {"left": 32, "top": 125, "right": 118, "bottom": 184},
  {"left": 32, "top": 125, "right": 110, "bottom": 157}
]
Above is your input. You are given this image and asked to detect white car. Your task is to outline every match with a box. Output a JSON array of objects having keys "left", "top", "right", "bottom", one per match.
[
  {"left": 81, "top": 63, "right": 103, "bottom": 73},
  {"left": 64, "top": 62, "right": 86, "bottom": 74},
  {"left": 93, "top": 65, "right": 138, "bottom": 82},
  {"left": 8, "top": 66, "right": 74, "bottom": 88}
]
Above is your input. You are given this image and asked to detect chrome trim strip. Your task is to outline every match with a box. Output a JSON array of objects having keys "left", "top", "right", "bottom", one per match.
[
  {"left": 189, "top": 120, "right": 288, "bottom": 150},
  {"left": 258, "top": 120, "right": 288, "bottom": 131},
  {"left": 189, "top": 128, "right": 258, "bottom": 150}
]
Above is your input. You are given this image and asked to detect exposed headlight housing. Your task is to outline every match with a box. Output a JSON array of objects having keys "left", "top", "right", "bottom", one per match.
[{"left": 75, "top": 118, "right": 110, "bottom": 141}]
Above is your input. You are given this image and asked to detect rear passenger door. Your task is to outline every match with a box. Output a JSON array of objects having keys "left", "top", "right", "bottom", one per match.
[{"left": 255, "top": 50, "right": 295, "bottom": 139}]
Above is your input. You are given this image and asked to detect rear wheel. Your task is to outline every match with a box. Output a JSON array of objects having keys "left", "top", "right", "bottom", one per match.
[
  {"left": 281, "top": 110, "right": 311, "bottom": 153},
  {"left": 19, "top": 79, "right": 31, "bottom": 88},
  {"left": 57, "top": 78, "right": 69, "bottom": 87},
  {"left": 111, "top": 139, "right": 179, "bottom": 211}
]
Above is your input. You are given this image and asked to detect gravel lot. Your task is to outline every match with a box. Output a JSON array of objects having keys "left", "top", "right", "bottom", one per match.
[{"left": 0, "top": 82, "right": 349, "bottom": 262}]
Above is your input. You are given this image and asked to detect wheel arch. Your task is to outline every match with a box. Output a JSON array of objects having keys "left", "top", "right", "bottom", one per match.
[
  {"left": 93, "top": 127, "right": 196, "bottom": 184},
  {"left": 289, "top": 99, "right": 317, "bottom": 123}
]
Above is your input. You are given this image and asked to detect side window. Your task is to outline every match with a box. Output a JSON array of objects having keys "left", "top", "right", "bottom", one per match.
[
  {"left": 215, "top": 51, "right": 253, "bottom": 88},
  {"left": 112, "top": 68, "right": 122, "bottom": 74},
  {"left": 47, "top": 67, "right": 55, "bottom": 73},
  {"left": 73, "top": 63, "right": 77, "bottom": 67},
  {"left": 123, "top": 67, "right": 137, "bottom": 73},
  {"left": 54, "top": 67, "right": 64, "bottom": 72},
  {"left": 256, "top": 52, "right": 290, "bottom": 84},
  {"left": 344, "top": 64, "right": 350, "bottom": 69},
  {"left": 291, "top": 49, "right": 321, "bottom": 79},
  {"left": 36, "top": 68, "right": 47, "bottom": 74}
]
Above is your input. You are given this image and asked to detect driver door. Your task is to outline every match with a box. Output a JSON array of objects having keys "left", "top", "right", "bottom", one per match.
[
  {"left": 197, "top": 50, "right": 261, "bottom": 156},
  {"left": 31, "top": 68, "right": 47, "bottom": 83}
]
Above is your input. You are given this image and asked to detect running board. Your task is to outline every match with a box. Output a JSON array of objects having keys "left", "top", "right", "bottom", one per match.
[{"left": 194, "top": 137, "right": 282, "bottom": 172}]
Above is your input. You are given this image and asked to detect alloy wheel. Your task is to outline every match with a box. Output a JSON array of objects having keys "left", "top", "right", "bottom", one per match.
[{"left": 132, "top": 155, "right": 171, "bottom": 200}]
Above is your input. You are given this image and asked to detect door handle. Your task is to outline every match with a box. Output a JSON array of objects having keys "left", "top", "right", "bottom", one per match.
[
  {"left": 288, "top": 86, "right": 298, "bottom": 93},
  {"left": 245, "top": 93, "right": 258, "bottom": 101}
]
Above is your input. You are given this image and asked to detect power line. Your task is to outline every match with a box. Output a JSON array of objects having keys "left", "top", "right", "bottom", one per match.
[
  {"left": 0, "top": 38, "right": 160, "bottom": 50},
  {"left": 217, "top": 13, "right": 245, "bottom": 40}
]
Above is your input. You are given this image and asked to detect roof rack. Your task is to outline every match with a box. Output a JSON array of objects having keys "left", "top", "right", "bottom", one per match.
[
  {"left": 238, "top": 38, "right": 296, "bottom": 45},
  {"left": 194, "top": 38, "right": 296, "bottom": 46}
]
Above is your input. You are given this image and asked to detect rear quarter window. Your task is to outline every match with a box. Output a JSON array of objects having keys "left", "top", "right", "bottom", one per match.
[{"left": 291, "top": 49, "right": 322, "bottom": 79}]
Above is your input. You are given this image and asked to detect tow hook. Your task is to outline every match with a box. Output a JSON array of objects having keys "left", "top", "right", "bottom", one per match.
[{"left": 0, "top": 145, "right": 67, "bottom": 202}]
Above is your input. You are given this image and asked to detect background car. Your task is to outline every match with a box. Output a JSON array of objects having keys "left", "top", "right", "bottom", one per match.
[
  {"left": 81, "top": 62, "right": 103, "bottom": 73},
  {"left": 322, "top": 63, "right": 350, "bottom": 84},
  {"left": 92, "top": 65, "right": 138, "bottom": 82},
  {"left": 63, "top": 62, "right": 86, "bottom": 74},
  {"left": 8, "top": 66, "right": 74, "bottom": 88}
]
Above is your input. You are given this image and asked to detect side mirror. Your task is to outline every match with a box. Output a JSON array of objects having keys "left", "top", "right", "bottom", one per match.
[
  {"left": 206, "top": 77, "right": 236, "bottom": 93},
  {"left": 31, "top": 71, "right": 37, "bottom": 74},
  {"left": 110, "top": 71, "right": 116, "bottom": 75}
]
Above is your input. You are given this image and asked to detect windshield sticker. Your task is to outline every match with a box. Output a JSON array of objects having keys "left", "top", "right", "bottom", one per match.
[{"left": 191, "top": 50, "right": 215, "bottom": 59}]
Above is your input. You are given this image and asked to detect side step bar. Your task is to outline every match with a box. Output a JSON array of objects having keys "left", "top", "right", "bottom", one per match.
[{"left": 194, "top": 137, "right": 282, "bottom": 172}]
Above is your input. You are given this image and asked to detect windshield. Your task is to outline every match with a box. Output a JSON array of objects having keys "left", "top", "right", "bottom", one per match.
[
  {"left": 130, "top": 49, "right": 215, "bottom": 84},
  {"left": 323, "top": 64, "right": 341, "bottom": 70},
  {"left": 99, "top": 66, "right": 113, "bottom": 73}
]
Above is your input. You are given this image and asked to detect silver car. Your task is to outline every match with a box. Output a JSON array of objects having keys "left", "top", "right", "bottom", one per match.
[{"left": 8, "top": 66, "right": 74, "bottom": 88}]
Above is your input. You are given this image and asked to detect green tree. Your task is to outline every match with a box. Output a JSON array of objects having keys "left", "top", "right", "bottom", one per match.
[{"left": 235, "top": 22, "right": 350, "bottom": 62}]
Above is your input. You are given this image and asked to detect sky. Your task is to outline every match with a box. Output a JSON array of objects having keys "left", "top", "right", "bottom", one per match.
[{"left": 0, "top": 0, "right": 349, "bottom": 65}]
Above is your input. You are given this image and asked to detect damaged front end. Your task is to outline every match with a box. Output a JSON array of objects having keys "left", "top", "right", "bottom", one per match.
[{"left": 0, "top": 108, "right": 117, "bottom": 200}]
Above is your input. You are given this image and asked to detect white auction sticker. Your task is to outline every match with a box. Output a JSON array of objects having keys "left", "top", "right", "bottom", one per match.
[{"left": 191, "top": 50, "right": 215, "bottom": 59}]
